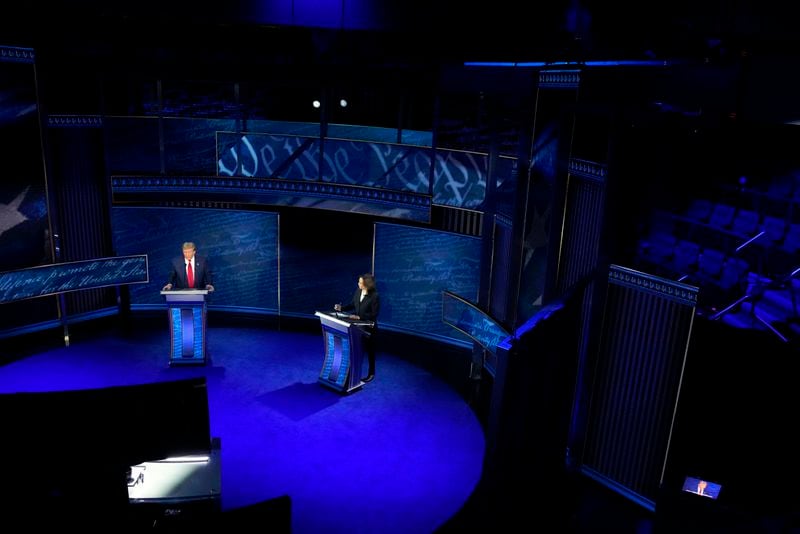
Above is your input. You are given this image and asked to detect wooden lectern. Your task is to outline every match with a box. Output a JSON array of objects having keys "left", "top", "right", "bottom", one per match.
[
  {"left": 315, "top": 311, "right": 373, "bottom": 393},
  {"left": 161, "top": 289, "right": 209, "bottom": 366}
]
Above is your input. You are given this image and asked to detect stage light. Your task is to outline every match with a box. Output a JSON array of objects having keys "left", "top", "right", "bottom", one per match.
[
  {"left": 163, "top": 455, "right": 210, "bottom": 463},
  {"left": 339, "top": 99, "right": 348, "bottom": 108},
  {"left": 312, "top": 100, "right": 321, "bottom": 109}
]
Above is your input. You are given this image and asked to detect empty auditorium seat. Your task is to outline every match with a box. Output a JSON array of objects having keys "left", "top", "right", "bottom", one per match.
[
  {"left": 766, "top": 174, "right": 795, "bottom": 198},
  {"left": 770, "top": 223, "right": 800, "bottom": 274},
  {"left": 684, "top": 198, "right": 713, "bottom": 222},
  {"left": 719, "top": 257, "right": 750, "bottom": 291},
  {"left": 695, "top": 252, "right": 750, "bottom": 314},
  {"left": 670, "top": 239, "right": 700, "bottom": 276},
  {"left": 707, "top": 203, "right": 736, "bottom": 229},
  {"left": 698, "top": 248, "right": 726, "bottom": 279},
  {"left": 782, "top": 223, "right": 800, "bottom": 255},
  {"left": 760, "top": 215, "right": 788, "bottom": 245},
  {"left": 637, "top": 231, "right": 676, "bottom": 267},
  {"left": 787, "top": 172, "right": 800, "bottom": 198},
  {"left": 730, "top": 209, "right": 760, "bottom": 238},
  {"left": 757, "top": 222, "right": 799, "bottom": 278}
]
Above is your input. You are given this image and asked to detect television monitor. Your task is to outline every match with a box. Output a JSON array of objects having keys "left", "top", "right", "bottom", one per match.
[{"left": 681, "top": 476, "right": 722, "bottom": 499}]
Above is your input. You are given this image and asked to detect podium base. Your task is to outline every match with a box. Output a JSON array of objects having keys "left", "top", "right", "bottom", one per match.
[
  {"left": 164, "top": 290, "right": 209, "bottom": 367},
  {"left": 318, "top": 377, "right": 364, "bottom": 394},
  {"left": 169, "top": 356, "right": 210, "bottom": 367}
]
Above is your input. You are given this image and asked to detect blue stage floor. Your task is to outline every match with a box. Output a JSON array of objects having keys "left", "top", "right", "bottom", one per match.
[{"left": 0, "top": 316, "right": 484, "bottom": 533}]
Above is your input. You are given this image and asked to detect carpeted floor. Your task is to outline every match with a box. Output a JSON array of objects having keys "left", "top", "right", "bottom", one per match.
[
  {"left": 3, "top": 315, "right": 795, "bottom": 533},
  {"left": 0, "top": 315, "right": 485, "bottom": 533}
]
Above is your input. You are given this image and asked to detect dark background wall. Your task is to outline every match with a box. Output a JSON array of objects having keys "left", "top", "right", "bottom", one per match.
[{"left": 1, "top": 2, "right": 799, "bottom": 526}]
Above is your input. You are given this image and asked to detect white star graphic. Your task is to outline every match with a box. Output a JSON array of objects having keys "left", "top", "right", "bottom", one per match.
[{"left": 0, "top": 186, "right": 30, "bottom": 238}]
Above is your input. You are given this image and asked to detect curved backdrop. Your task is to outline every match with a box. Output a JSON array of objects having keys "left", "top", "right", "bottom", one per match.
[{"left": 111, "top": 207, "right": 480, "bottom": 345}]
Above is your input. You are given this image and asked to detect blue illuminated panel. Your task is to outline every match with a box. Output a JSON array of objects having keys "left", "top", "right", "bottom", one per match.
[
  {"left": 320, "top": 331, "right": 350, "bottom": 390},
  {"left": 442, "top": 290, "right": 510, "bottom": 376},
  {"left": 217, "top": 132, "right": 320, "bottom": 180},
  {"left": 0, "top": 255, "right": 149, "bottom": 304},
  {"left": 316, "top": 311, "right": 366, "bottom": 393},
  {"left": 111, "top": 175, "right": 431, "bottom": 223},
  {"left": 111, "top": 207, "right": 279, "bottom": 312},
  {"left": 433, "top": 150, "right": 487, "bottom": 208},
  {"left": 321, "top": 138, "right": 432, "bottom": 192},
  {"left": 374, "top": 223, "right": 480, "bottom": 343},
  {"left": 170, "top": 306, "right": 205, "bottom": 363}
]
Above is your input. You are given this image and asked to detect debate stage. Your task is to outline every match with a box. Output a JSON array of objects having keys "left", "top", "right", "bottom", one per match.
[{"left": 0, "top": 315, "right": 485, "bottom": 532}]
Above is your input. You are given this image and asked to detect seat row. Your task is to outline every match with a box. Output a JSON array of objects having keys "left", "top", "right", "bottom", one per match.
[
  {"left": 661, "top": 200, "right": 800, "bottom": 276},
  {"left": 636, "top": 233, "right": 750, "bottom": 312},
  {"left": 680, "top": 199, "right": 786, "bottom": 242}
]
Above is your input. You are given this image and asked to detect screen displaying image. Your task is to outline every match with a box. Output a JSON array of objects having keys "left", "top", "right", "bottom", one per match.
[{"left": 681, "top": 476, "right": 722, "bottom": 499}]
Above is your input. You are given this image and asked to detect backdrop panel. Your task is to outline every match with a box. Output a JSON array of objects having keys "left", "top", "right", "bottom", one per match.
[
  {"left": 0, "top": 50, "right": 57, "bottom": 333},
  {"left": 164, "top": 117, "right": 237, "bottom": 175},
  {"left": 111, "top": 207, "right": 279, "bottom": 312},
  {"left": 374, "top": 223, "right": 480, "bottom": 343},
  {"left": 105, "top": 117, "right": 161, "bottom": 173},
  {"left": 280, "top": 209, "right": 373, "bottom": 317}
]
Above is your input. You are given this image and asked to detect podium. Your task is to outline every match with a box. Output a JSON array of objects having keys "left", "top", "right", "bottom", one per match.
[
  {"left": 161, "top": 290, "right": 209, "bottom": 366},
  {"left": 315, "top": 311, "right": 373, "bottom": 393}
]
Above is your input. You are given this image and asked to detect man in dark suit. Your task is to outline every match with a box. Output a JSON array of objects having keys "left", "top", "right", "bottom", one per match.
[
  {"left": 162, "top": 241, "right": 214, "bottom": 292},
  {"left": 335, "top": 273, "right": 380, "bottom": 383}
]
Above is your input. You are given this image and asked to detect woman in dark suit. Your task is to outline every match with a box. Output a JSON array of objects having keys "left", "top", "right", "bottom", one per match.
[{"left": 335, "top": 273, "right": 380, "bottom": 382}]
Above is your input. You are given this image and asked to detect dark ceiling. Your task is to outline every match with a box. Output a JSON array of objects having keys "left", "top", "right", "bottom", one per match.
[
  {"left": 3, "top": 1, "right": 800, "bottom": 129},
  {"left": 4, "top": 1, "right": 800, "bottom": 70}
]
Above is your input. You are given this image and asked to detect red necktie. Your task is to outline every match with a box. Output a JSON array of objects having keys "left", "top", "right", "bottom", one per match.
[{"left": 187, "top": 262, "right": 194, "bottom": 288}]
